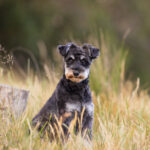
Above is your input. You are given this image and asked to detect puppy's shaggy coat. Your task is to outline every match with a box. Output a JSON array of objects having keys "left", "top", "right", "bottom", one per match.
[{"left": 32, "top": 43, "right": 100, "bottom": 140}]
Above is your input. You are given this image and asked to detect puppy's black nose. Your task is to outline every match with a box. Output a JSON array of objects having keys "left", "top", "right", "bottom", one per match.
[{"left": 73, "top": 71, "right": 79, "bottom": 77}]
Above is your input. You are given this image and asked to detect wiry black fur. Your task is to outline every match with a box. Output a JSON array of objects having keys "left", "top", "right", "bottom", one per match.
[{"left": 32, "top": 42, "right": 100, "bottom": 141}]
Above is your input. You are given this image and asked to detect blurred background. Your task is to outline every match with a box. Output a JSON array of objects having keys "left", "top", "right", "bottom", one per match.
[{"left": 0, "top": 0, "right": 150, "bottom": 88}]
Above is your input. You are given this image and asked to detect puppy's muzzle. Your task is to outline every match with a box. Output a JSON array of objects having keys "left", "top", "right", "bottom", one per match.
[
  {"left": 65, "top": 70, "right": 85, "bottom": 83},
  {"left": 73, "top": 70, "right": 79, "bottom": 77},
  {"left": 65, "top": 64, "right": 89, "bottom": 83}
]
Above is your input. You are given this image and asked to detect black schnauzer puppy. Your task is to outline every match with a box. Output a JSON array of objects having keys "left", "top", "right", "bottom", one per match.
[{"left": 32, "top": 42, "right": 100, "bottom": 140}]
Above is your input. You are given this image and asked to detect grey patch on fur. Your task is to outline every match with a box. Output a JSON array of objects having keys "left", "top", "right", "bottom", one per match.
[
  {"left": 84, "top": 102, "right": 94, "bottom": 116},
  {"left": 66, "top": 43, "right": 72, "bottom": 53},
  {"left": 69, "top": 55, "right": 75, "bottom": 60},
  {"left": 80, "top": 55, "right": 86, "bottom": 60},
  {"left": 80, "top": 68, "right": 89, "bottom": 80},
  {"left": 64, "top": 63, "right": 72, "bottom": 75},
  {"left": 65, "top": 102, "right": 81, "bottom": 112}
]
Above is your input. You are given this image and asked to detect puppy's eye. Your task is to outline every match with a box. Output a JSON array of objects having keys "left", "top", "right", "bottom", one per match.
[
  {"left": 67, "top": 57, "right": 74, "bottom": 63},
  {"left": 81, "top": 58, "right": 88, "bottom": 66}
]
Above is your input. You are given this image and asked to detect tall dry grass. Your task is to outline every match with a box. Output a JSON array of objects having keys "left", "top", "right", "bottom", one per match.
[{"left": 0, "top": 38, "right": 150, "bottom": 150}]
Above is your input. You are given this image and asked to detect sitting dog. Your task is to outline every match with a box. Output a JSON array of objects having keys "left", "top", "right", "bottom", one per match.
[{"left": 32, "top": 42, "right": 100, "bottom": 140}]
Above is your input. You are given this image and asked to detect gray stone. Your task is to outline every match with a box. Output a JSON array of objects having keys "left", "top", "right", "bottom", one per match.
[{"left": 0, "top": 84, "right": 29, "bottom": 118}]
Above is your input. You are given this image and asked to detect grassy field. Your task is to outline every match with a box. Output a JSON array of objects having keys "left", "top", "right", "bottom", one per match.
[{"left": 0, "top": 39, "right": 150, "bottom": 150}]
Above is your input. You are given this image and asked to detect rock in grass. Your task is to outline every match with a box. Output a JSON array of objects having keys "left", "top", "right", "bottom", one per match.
[{"left": 0, "top": 84, "right": 29, "bottom": 118}]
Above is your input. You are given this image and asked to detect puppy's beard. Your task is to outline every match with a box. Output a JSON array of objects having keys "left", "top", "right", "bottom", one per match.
[{"left": 65, "top": 64, "right": 89, "bottom": 83}]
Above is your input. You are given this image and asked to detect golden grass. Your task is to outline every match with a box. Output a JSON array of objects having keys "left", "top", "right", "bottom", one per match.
[
  {"left": 0, "top": 39, "right": 150, "bottom": 150},
  {"left": 0, "top": 67, "right": 150, "bottom": 150}
]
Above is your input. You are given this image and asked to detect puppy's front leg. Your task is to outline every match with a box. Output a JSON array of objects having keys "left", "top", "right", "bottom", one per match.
[
  {"left": 82, "top": 113, "right": 93, "bottom": 140},
  {"left": 81, "top": 103, "right": 94, "bottom": 140},
  {"left": 32, "top": 93, "right": 58, "bottom": 131}
]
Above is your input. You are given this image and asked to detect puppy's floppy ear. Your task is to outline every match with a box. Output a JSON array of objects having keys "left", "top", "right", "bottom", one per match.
[
  {"left": 83, "top": 44, "right": 100, "bottom": 59},
  {"left": 58, "top": 43, "right": 77, "bottom": 57},
  {"left": 58, "top": 45, "right": 67, "bottom": 56},
  {"left": 90, "top": 47, "right": 100, "bottom": 59}
]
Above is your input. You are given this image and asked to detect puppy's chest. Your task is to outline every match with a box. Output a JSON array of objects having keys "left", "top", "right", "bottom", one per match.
[
  {"left": 62, "top": 94, "right": 85, "bottom": 113},
  {"left": 57, "top": 92, "right": 94, "bottom": 116},
  {"left": 65, "top": 101, "right": 82, "bottom": 112},
  {"left": 58, "top": 100, "right": 94, "bottom": 117},
  {"left": 58, "top": 100, "right": 82, "bottom": 114}
]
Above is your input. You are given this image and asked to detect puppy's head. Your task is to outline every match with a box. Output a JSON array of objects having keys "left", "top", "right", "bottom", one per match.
[{"left": 58, "top": 42, "right": 100, "bottom": 83}]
